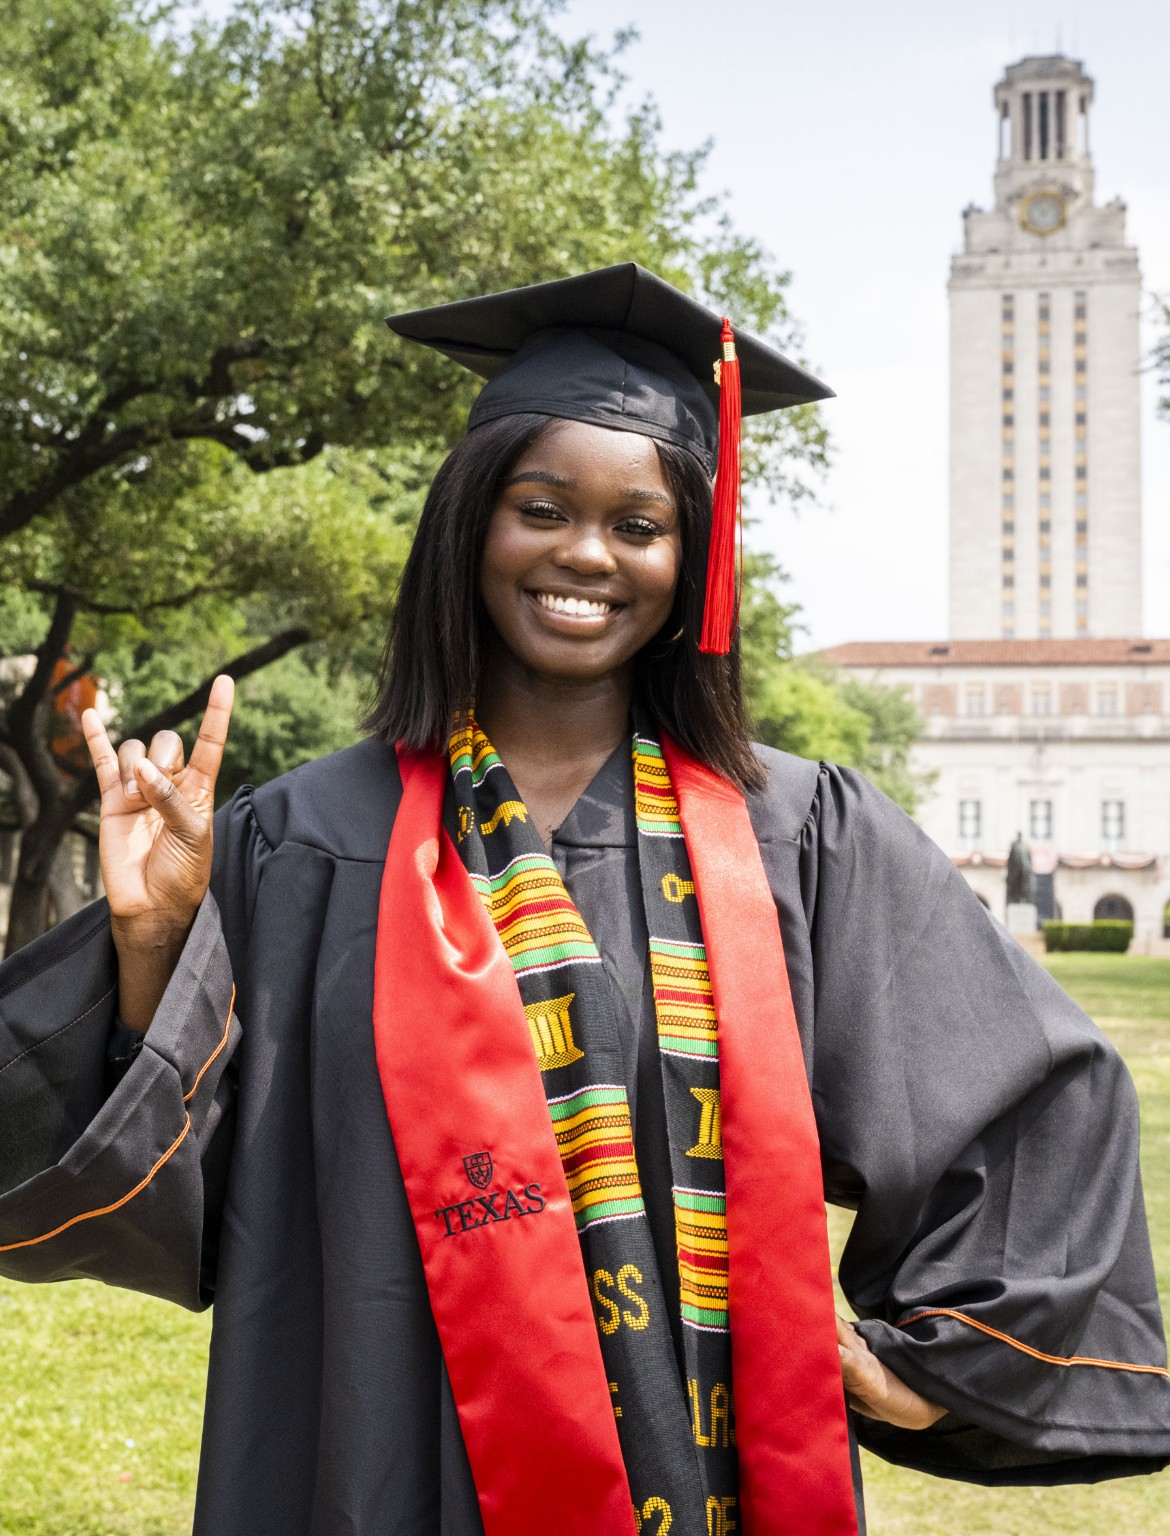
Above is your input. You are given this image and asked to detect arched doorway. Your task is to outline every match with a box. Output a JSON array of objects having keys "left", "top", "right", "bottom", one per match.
[{"left": 1094, "top": 893, "right": 1134, "bottom": 922}]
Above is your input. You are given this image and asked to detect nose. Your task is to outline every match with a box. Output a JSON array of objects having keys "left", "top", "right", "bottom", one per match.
[{"left": 553, "top": 524, "right": 619, "bottom": 577}]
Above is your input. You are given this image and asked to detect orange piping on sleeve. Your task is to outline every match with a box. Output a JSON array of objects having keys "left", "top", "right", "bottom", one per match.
[
  {"left": 0, "top": 1115, "right": 192, "bottom": 1254},
  {"left": 898, "top": 1307, "right": 1170, "bottom": 1378},
  {"left": 182, "top": 985, "right": 236, "bottom": 1104}
]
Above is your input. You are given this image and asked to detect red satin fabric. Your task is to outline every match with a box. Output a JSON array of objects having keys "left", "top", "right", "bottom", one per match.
[
  {"left": 664, "top": 737, "right": 858, "bottom": 1535},
  {"left": 374, "top": 741, "right": 858, "bottom": 1535},
  {"left": 373, "top": 748, "right": 636, "bottom": 1536}
]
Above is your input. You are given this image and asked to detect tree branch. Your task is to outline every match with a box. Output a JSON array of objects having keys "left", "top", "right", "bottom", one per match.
[
  {"left": 51, "top": 654, "right": 96, "bottom": 696},
  {"left": 27, "top": 577, "right": 231, "bottom": 618},
  {"left": 64, "top": 626, "right": 313, "bottom": 818},
  {"left": 7, "top": 589, "right": 78, "bottom": 751}
]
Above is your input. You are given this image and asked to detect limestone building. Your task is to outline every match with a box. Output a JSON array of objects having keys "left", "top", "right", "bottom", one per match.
[
  {"left": 949, "top": 55, "right": 1142, "bottom": 642},
  {"left": 822, "top": 56, "right": 1169, "bottom": 949}
]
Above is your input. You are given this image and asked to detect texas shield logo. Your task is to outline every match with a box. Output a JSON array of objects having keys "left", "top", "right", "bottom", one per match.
[{"left": 463, "top": 1151, "right": 493, "bottom": 1190}]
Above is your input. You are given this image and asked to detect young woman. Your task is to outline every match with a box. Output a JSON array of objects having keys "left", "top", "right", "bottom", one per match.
[{"left": 0, "top": 266, "right": 1166, "bottom": 1536}]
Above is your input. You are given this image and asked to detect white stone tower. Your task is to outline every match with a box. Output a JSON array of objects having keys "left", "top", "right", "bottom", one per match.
[{"left": 948, "top": 56, "right": 1142, "bottom": 641}]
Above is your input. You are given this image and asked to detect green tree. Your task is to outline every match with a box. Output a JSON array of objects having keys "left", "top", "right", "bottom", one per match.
[
  {"left": 0, "top": 0, "right": 835, "bottom": 951},
  {"left": 738, "top": 552, "right": 928, "bottom": 814}
]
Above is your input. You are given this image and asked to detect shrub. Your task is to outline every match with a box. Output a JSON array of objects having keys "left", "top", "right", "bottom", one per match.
[{"left": 1042, "top": 921, "right": 1133, "bottom": 954}]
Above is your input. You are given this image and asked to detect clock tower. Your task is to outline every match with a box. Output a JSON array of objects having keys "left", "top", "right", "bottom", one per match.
[{"left": 948, "top": 56, "right": 1142, "bottom": 640}]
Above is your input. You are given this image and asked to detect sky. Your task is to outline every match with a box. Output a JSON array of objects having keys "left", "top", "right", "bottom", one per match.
[{"left": 558, "top": 0, "right": 1170, "bottom": 649}]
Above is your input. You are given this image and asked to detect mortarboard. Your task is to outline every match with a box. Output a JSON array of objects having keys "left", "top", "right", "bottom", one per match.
[{"left": 386, "top": 263, "right": 832, "bottom": 654}]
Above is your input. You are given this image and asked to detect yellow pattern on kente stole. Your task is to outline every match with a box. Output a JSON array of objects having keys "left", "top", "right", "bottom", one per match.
[
  {"left": 479, "top": 799, "right": 528, "bottom": 835},
  {"left": 523, "top": 993, "right": 584, "bottom": 1069},
  {"left": 632, "top": 737, "right": 683, "bottom": 837},
  {"left": 686, "top": 1088, "right": 722, "bottom": 1159},
  {"left": 548, "top": 1086, "right": 645, "bottom": 1230}
]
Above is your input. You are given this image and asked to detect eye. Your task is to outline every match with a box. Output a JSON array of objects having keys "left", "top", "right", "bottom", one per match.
[
  {"left": 518, "top": 499, "right": 566, "bottom": 521},
  {"left": 617, "top": 515, "right": 667, "bottom": 539}
]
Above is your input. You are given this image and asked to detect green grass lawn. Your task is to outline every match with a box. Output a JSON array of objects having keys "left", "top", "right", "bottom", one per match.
[{"left": 1, "top": 955, "right": 1167, "bottom": 1534}]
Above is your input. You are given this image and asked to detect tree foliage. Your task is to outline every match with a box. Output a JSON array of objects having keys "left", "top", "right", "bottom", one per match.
[
  {"left": 738, "top": 552, "right": 928, "bottom": 812},
  {"left": 0, "top": 0, "right": 915, "bottom": 950}
]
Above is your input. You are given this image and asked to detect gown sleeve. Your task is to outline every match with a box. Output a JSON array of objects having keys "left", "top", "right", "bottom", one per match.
[
  {"left": 0, "top": 790, "right": 264, "bottom": 1308},
  {"left": 802, "top": 764, "right": 1170, "bottom": 1482}
]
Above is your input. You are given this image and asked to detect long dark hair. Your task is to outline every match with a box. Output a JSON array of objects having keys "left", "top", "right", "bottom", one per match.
[{"left": 363, "top": 414, "right": 765, "bottom": 792}]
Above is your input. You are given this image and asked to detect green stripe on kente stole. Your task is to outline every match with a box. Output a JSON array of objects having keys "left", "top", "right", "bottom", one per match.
[
  {"left": 681, "top": 1303, "right": 730, "bottom": 1328},
  {"left": 673, "top": 1188, "right": 726, "bottom": 1214},
  {"left": 547, "top": 1084, "right": 628, "bottom": 1120}
]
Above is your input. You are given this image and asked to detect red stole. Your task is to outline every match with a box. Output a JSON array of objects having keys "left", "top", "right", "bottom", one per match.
[{"left": 372, "top": 741, "right": 858, "bottom": 1536}]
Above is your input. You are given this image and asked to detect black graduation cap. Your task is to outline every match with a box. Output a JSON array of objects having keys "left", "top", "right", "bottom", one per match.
[{"left": 385, "top": 263, "right": 833, "bottom": 653}]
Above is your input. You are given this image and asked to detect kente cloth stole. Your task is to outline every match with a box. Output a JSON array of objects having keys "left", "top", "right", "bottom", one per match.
[
  {"left": 449, "top": 720, "right": 732, "bottom": 1531},
  {"left": 372, "top": 732, "right": 859, "bottom": 1536}
]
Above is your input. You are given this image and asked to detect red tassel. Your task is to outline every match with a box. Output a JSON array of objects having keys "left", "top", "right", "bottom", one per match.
[{"left": 698, "top": 318, "right": 742, "bottom": 656}]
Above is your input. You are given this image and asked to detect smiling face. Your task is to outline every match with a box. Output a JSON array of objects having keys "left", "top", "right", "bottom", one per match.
[{"left": 479, "top": 419, "right": 683, "bottom": 687}]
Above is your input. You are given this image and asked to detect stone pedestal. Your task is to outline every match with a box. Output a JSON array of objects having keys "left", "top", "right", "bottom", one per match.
[{"left": 1006, "top": 902, "right": 1039, "bottom": 935}]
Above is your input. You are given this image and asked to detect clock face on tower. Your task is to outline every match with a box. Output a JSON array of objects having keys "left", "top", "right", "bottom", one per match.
[{"left": 1021, "top": 190, "right": 1067, "bottom": 236}]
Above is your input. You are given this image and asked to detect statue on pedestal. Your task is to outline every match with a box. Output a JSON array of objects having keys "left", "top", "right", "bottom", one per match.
[{"left": 1006, "top": 832, "right": 1035, "bottom": 908}]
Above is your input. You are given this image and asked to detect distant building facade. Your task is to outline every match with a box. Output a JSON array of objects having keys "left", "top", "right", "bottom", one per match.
[
  {"left": 819, "top": 639, "right": 1170, "bottom": 948},
  {"left": 823, "top": 57, "right": 1167, "bottom": 948}
]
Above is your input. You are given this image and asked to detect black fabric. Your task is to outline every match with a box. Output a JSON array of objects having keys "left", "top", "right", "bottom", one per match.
[
  {"left": 0, "top": 735, "right": 1167, "bottom": 1536},
  {"left": 385, "top": 263, "right": 832, "bottom": 471}
]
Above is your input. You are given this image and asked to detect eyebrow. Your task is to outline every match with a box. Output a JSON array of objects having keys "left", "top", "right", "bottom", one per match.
[{"left": 503, "top": 470, "right": 674, "bottom": 507}]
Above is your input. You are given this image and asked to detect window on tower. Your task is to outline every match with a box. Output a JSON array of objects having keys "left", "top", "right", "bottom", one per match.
[{"left": 1023, "top": 92, "right": 1033, "bottom": 159}]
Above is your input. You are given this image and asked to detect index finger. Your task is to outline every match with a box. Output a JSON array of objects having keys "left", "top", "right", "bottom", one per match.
[
  {"left": 81, "top": 708, "right": 123, "bottom": 801},
  {"left": 186, "top": 675, "right": 236, "bottom": 786}
]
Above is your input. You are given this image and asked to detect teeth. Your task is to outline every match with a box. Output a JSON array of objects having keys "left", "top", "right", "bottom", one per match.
[{"left": 536, "top": 593, "right": 613, "bottom": 617}]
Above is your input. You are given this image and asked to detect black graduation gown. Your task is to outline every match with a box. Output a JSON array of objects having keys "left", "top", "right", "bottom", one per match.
[{"left": 1, "top": 737, "right": 1167, "bottom": 1536}]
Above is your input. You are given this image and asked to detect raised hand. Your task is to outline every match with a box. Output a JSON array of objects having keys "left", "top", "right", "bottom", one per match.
[
  {"left": 82, "top": 676, "right": 235, "bottom": 1030},
  {"left": 836, "top": 1314, "right": 946, "bottom": 1430}
]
